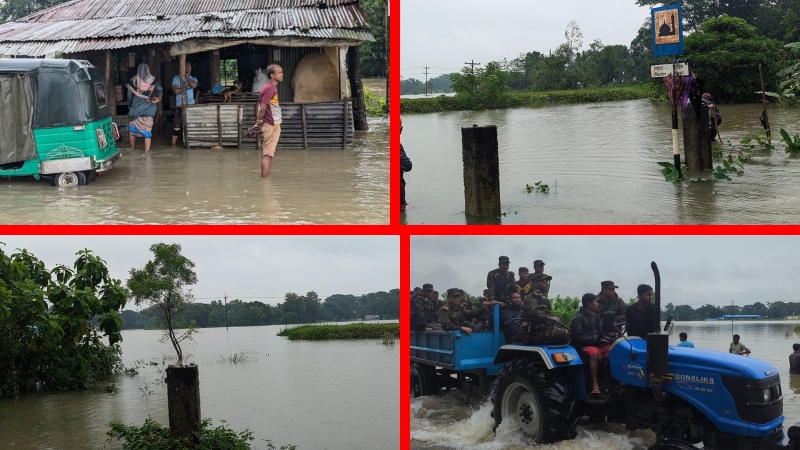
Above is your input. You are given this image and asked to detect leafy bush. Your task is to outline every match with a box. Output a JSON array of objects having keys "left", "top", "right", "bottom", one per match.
[
  {"left": 551, "top": 295, "right": 581, "bottom": 326},
  {"left": 277, "top": 323, "right": 399, "bottom": 340},
  {"left": 0, "top": 246, "right": 127, "bottom": 398},
  {"left": 106, "top": 417, "right": 295, "bottom": 450}
]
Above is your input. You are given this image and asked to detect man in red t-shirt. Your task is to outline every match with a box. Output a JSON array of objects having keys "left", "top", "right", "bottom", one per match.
[{"left": 255, "top": 64, "right": 283, "bottom": 176}]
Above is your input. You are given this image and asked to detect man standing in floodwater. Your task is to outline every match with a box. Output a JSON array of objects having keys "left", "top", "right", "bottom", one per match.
[
  {"left": 400, "top": 118, "right": 412, "bottom": 212},
  {"left": 729, "top": 334, "right": 751, "bottom": 356},
  {"left": 790, "top": 344, "right": 800, "bottom": 374},
  {"left": 256, "top": 64, "right": 284, "bottom": 176}
]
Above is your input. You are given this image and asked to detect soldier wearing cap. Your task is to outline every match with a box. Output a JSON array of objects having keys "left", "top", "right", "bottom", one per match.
[
  {"left": 520, "top": 273, "right": 570, "bottom": 344},
  {"left": 533, "top": 260, "right": 545, "bottom": 274},
  {"left": 487, "top": 256, "right": 515, "bottom": 304},
  {"left": 597, "top": 280, "right": 627, "bottom": 324},
  {"left": 438, "top": 288, "right": 482, "bottom": 335}
]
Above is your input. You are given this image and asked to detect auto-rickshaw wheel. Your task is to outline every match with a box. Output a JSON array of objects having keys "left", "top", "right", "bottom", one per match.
[
  {"left": 50, "top": 171, "right": 87, "bottom": 187},
  {"left": 86, "top": 170, "right": 98, "bottom": 183}
]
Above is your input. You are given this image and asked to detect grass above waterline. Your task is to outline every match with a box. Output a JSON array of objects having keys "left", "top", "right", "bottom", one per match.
[
  {"left": 400, "top": 84, "right": 655, "bottom": 114},
  {"left": 277, "top": 323, "right": 399, "bottom": 340}
]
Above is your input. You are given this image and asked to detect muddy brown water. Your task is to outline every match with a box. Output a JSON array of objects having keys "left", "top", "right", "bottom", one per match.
[
  {"left": 0, "top": 324, "right": 399, "bottom": 449},
  {"left": 0, "top": 117, "right": 388, "bottom": 224},
  {"left": 400, "top": 100, "right": 800, "bottom": 224},
  {"left": 410, "top": 321, "right": 800, "bottom": 449}
]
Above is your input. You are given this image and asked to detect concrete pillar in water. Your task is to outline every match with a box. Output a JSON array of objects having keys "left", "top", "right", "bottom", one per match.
[
  {"left": 462, "top": 125, "right": 500, "bottom": 216},
  {"left": 683, "top": 106, "right": 713, "bottom": 171},
  {"left": 166, "top": 364, "right": 201, "bottom": 440}
]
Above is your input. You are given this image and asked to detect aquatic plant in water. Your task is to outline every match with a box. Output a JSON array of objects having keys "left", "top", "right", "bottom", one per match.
[
  {"left": 524, "top": 181, "right": 550, "bottom": 193},
  {"left": 779, "top": 128, "right": 800, "bottom": 154}
]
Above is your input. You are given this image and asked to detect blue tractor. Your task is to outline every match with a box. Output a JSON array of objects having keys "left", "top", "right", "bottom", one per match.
[{"left": 410, "top": 262, "right": 799, "bottom": 450}]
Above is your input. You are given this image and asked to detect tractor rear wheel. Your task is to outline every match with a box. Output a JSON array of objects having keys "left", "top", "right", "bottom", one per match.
[
  {"left": 411, "top": 363, "right": 439, "bottom": 398},
  {"left": 492, "top": 358, "right": 578, "bottom": 444}
]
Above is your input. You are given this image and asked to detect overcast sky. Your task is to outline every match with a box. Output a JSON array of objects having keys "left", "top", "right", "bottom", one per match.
[
  {"left": 410, "top": 236, "right": 800, "bottom": 308},
  {"left": 401, "top": 0, "right": 651, "bottom": 81},
  {"left": 0, "top": 236, "right": 398, "bottom": 310}
]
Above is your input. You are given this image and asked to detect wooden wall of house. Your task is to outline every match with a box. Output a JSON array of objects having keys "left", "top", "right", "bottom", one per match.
[{"left": 184, "top": 100, "right": 354, "bottom": 149}]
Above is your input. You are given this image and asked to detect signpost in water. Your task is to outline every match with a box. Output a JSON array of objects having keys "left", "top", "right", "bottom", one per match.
[{"left": 651, "top": 4, "right": 685, "bottom": 179}]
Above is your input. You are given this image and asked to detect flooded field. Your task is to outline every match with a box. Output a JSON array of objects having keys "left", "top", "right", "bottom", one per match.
[
  {"left": 401, "top": 100, "right": 800, "bottom": 224},
  {"left": 0, "top": 117, "right": 388, "bottom": 224},
  {"left": 1, "top": 324, "right": 399, "bottom": 450}
]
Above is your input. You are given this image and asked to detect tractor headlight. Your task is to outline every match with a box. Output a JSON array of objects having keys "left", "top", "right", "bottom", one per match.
[
  {"left": 750, "top": 385, "right": 781, "bottom": 405},
  {"left": 764, "top": 388, "right": 772, "bottom": 403}
]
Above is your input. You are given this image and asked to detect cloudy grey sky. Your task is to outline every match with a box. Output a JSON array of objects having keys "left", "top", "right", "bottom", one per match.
[
  {"left": 411, "top": 236, "right": 800, "bottom": 308},
  {"left": 401, "top": 0, "right": 651, "bottom": 81},
  {"left": 0, "top": 236, "right": 398, "bottom": 310}
]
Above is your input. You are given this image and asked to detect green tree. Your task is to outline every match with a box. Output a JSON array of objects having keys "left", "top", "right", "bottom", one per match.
[
  {"left": 127, "top": 243, "right": 198, "bottom": 366},
  {"left": 531, "top": 43, "right": 581, "bottom": 91},
  {"left": 684, "top": 14, "right": 783, "bottom": 102},
  {"left": 551, "top": 295, "right": 581, "bottom": 326},
  {"left": 629, "top": 19, "right": 658, "bottom": 83},
  {"left": 0, "top": 0, "right": 70, "bottom": 22},
  {"left": 450, "top": 61, "right": 511, "bottom": 109},
  {"left": 0, "top": 246, "right": 127, "bottom": 398},
  {"left": 358, "top": 0, "right": 387, "bottom": 77}
]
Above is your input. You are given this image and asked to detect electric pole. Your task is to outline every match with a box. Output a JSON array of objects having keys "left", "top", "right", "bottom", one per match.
[
  {"left": 423, "top": 65, "right": 430, "bottom": 97},
  {"left": 224, "top": 293, "right": 228, "bottom": 330},
  {"left": 465, "top": 59, "right": 481, "bottom": 74}
]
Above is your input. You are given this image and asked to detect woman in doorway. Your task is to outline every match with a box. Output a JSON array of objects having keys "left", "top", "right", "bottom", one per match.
[{"left": 127, "top": 63, "right": 163, "bottom": 152}]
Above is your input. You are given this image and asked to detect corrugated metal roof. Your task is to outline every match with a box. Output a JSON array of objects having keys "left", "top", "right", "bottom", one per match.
[{"left": 0, "top": 0, "right": 374, "bottom": 56}]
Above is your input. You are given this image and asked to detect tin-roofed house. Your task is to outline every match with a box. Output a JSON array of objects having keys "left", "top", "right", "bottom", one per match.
[{"left": 0, "top": 0, "right": 375, "bottom": 149}]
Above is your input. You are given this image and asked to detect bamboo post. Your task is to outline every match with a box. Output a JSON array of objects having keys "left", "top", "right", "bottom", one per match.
[
  {"left": 759, "top": 64, "right": 772, "bottom": 143},
  {"left": 104, "top": 50, "right": 116, "bottom": 115},
  {"left": 462, "top": 125, "right": 501, "bottom": 217},
  {"left": 301, "top": 104, "right": 308, "bottom": 149},
  {"left": 179, "top": 54, "right": 189, "bottom": 148},
  {"left": 210, "top": 50, "right": 221, "bottom": 85},
  {"left": 237, "top": 105, "right": 243, "bottom": 148},
  {"left": 342, "top": 99, "right": 349, "bottom": 149},
  {"left": 216, "top": 105, "right": 222, "bottom": 147},
  {"left": 148, "top": 48, "right": 161, "bottom": 130}
]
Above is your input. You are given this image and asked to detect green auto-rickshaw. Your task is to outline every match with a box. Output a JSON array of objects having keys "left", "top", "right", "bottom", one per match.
[{"left": 0, "top": 59, "right": 120, "bottom": 186}]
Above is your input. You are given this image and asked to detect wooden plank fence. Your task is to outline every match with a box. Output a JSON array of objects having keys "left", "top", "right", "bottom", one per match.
[{"left": 184, "top": 100, "right": 354, "bottom": 149}]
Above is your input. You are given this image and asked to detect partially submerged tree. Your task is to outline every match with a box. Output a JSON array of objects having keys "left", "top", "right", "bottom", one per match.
[
  {"left": 127, "top": 243, "right": 198, "bottom": 366},
  {"left": 0, "top": 245, "right": 127, "bottom": 398}
]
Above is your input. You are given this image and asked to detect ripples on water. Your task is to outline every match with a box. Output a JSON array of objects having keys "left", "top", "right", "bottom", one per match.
[
  {"left": 401, "top": 101, "right": 800, "bottom": 224},
  {"left": 0, "top": 117, "right": 388, "bottom": 224},
  {"left": 410, "top": 321, "right": 800, "bottom": 449}
]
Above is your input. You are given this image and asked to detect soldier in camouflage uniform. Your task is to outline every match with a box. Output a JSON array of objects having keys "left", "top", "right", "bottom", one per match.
[
  {"left": 410, "top": 287, "right": 428, "bottom": 332},
  {"left": 487, "top": 256, "right": 516, "bottom": 304},
  {"left": 597, "top": 280, "right": 627, "bottom": 325},
  {"left": 532, "top": 260, "right": 548, "bottom": 295},
  {"left": 520, "top": 273, "right": 570, "bottom": 345},
  {"left": 516, "top": 267, "right": 533, "bottom": 299},
  {"left": 438, "top": 288, "right": 482, "bottom": 335},
  {"left": 421, "top": 283, "right": 442, "bottom": 330}
]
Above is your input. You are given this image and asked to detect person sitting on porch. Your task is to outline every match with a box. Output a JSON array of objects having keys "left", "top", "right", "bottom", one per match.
[{"left": 127, "top": 63, "right": 162, "bottom": 152}]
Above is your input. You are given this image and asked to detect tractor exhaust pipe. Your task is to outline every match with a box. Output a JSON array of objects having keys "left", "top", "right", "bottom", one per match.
[{"left": 651, "top": 261, "right": 661, "bottom": 332}]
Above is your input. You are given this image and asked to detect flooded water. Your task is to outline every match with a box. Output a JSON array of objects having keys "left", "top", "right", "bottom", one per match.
[
  {"left": 410, "top": 321, "right": 800, "bottom": 449},
  {"left": 0, "top": 324, "right": 399, "bottom": 450},
  {"left": 0, "top": 117, "right": 388, "bottom": 224},
  {"left": 400, "top": 100, "right": 800, "bottom": 224}
]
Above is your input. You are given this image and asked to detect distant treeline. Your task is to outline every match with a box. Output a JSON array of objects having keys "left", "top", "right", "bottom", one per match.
[
  {"left": 113, "top": 290, "right": 399, "bottom": 330},
  {"left": 660, "top": 301, "right": 800, "bottom": 321}
]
